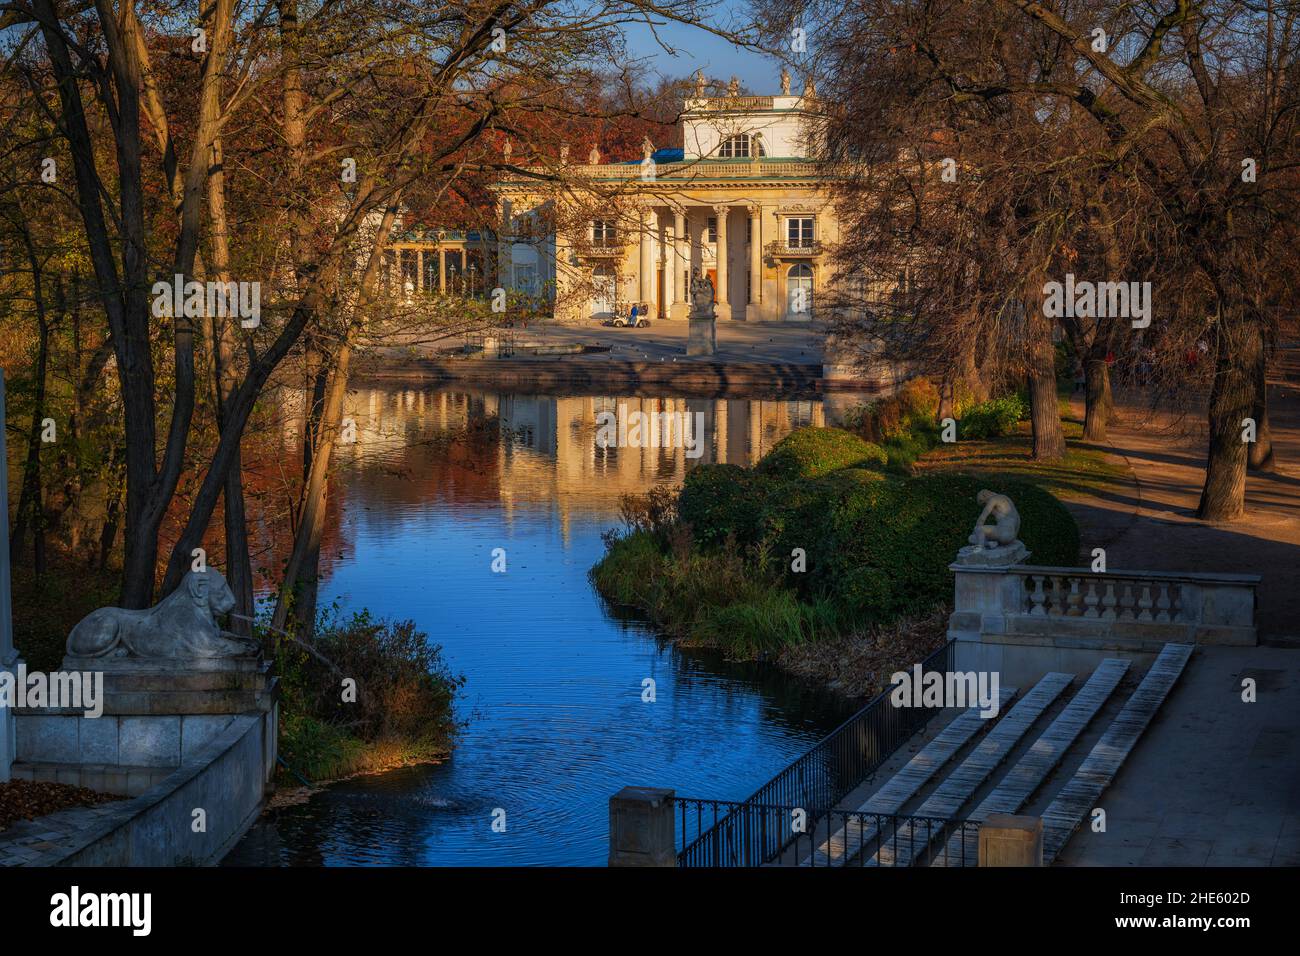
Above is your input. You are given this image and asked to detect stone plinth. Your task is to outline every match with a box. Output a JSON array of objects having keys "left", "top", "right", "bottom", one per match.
[
  {"left": 0, "top": 650, "right": 16, "bottom": 783},
  {"left": 609, "top": 786, "right": 676, "bottom": 867},
  {"left": 955, "top": 541, "right": 1030, "bottom": 567},
  {"left": 687, "top": 316, "right": 716, "bottom": 356},
  {"left": 13, "top": 656, "right": 276, "bottom": 796},
  {"left": 978, "top": 813, "right": 1043, "bottom": 866}
]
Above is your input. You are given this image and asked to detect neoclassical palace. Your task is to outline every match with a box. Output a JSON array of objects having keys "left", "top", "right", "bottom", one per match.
[{"left": 492, "top": 72, "right": 840, "bottom": 323}]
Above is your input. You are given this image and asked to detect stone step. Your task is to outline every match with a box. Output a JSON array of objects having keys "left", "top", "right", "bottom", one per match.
[
  {"left": 1040, "top": 643, "right": 1195, "bottom": 864},
  {"left": 932, "top": 659, "right": 1131, "bottom": 866},
  {"left": 799, "top": 687, "right": 1018, "bottom": 867},
  {"left": 867, "top": 672, "right": 1075, "bottom": 867},
  {"left": 10, "top": 760, "right": 173, "bottom": 797}
]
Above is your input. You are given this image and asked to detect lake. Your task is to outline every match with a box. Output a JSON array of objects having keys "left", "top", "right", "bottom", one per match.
[{"left": 224, "top": 385, "right": 864, "bottom": 865}]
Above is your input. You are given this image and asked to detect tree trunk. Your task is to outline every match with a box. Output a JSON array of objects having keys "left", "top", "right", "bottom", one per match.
[
  {"left": 1026, "top": 292, "right": 1065, "bottom": 461},
  {"left": 1083, "top": 357, "right": 1112, "bottom": 442},
  {"left": 1247, "top": 346, "right": 1275, "bottom": 473},
  {"left": 271, "top": 344, "right": 352, "bottom": 638},
  {"left": 11, "top": 226, "right": 51, "bottom": 576},
  {"left": 937, "top": 373, "right": 955, "bottom": 423},
  {"left": 1197, "top": 317, "right": 1260, "bottom": 520}
]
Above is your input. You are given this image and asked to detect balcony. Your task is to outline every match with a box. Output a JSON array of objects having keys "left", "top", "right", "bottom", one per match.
[
  {"left": 765, "top": 240, "right": 823, "bottom": 257},
  {"left": 580, "top": 242, "right": 624, "bottom": 257}
]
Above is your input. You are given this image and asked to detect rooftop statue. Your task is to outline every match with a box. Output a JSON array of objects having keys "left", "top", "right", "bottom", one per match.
[
  {"left": 694, "top": 70, "right": 707, "bottom": 97},
  {"left": 780, "top": 69, "right": 791, "bottom": 95}
]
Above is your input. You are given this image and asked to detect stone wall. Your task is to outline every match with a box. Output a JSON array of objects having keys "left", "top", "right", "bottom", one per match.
[
  {"left": 949, "top": 563, "right": 1259, "bottom": 685},
  {"left": 0, "top": 711, "right": 274, "bottom": 866}
]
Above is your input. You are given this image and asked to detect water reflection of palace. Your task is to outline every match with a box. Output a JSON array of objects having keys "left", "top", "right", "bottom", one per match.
[{"left": 317, "top": 387, "right": 825, "bottom": 542}]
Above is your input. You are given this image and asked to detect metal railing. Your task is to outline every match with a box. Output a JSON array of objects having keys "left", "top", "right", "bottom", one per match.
[
  {"left": 673, "top": 796, "right": 979, "bottom": 868},
  {"left": 677, "top": 639, "right": 955, "bottom": 867}
]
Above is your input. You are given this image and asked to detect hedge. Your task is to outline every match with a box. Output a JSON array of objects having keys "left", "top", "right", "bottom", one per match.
[{"left": 756, "top": 426, "right": 888, "bottom": 482}]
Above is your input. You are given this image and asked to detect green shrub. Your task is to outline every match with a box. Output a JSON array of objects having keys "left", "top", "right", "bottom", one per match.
[
  {"left": 277, "top": 609, "right": 463, "bottom": 750},
  {"left": 757, "top": 427, "right": 888, "bottom": 482},
  {"left": 959, "top": 395, "right": 1028, "bottom": 439},
  {"left": 762, "top": 467, "right": 892, "bottom": 590},
  {"left": 790, "top": 471, "right": 1079, "bottom": 624},
  {"left": 678, "top": 463, "right": 770, "bottom": 548},
  {"left": 590, "top": 530, "right": 671, "bottom": 609}
]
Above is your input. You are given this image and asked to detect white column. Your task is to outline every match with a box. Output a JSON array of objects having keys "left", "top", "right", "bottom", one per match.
[
  {"left": 671, "top": 209, "right": 688, "bottom": 320},
  {"left": 0, "top": 370, "right": 16, "bottom": 782},
  {"left": 663, "top": 221, "right": 674, "bottom": 319},
  {"left": 713, "top": 204, "right": 730, "bottom": 320},
  {"left": 417, "top": 248, "right": 425, "bottom": 292},
  {"left": 498, "top": 198, "right": 514, "bottom": 290},
  {"left": 747, "top": 205, "right": 763, "bottom": 321},
  {"left": 638, "top": 208, "right": 655, "bottom": 306}
]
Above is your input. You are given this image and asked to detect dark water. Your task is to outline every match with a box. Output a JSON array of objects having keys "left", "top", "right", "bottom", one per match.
[{"left": 225, "top": 387, "right": 863, "bottom": 866}]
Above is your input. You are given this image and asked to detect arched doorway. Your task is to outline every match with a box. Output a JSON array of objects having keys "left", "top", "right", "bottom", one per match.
[
  {"left": 786, "top": 263, "right": 813, "bottom": 320},
  {"left": 591, "top": 264, "right": 616, "bottom": 317}
]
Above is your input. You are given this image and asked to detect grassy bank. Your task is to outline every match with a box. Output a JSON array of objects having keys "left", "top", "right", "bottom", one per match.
[
  {"left": 591, "top": 390, "right": 1088, "bottom": 692},
  {"left": 273, "top": 608, "right": 464, "bottom": 787}
]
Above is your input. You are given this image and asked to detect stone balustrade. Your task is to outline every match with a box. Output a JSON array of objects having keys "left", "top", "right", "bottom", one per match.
[{"left": 949, "top": 564, "right": 1260, "bottom": 649}]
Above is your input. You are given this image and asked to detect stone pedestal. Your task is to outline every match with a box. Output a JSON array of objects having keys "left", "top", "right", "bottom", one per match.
[
  {"left": 609, "top": 786, "right": 676, "bottom": 867},
  {"left": 687, "top": 316, "right": 716, "bottom": 356},
  {"left": 978, "top": 813, "right": 1043, "bottom": 866},
  {"left": 955, "top": 540, "right": 1030, "bottom": 568},
  {"left": 0, "top": 650, "right": 16, "bottom": 783},
  {"left": 14, "top": 655, "right": 277, "bottom": 796}
]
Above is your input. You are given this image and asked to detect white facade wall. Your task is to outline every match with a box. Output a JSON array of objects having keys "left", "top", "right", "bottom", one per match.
[{"left": 682, "top": 95, "right": 812, "bottom": 159}]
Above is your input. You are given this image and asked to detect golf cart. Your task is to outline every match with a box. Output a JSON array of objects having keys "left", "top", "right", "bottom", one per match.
[{"left": 607, "top": 301, "right": 651, "bottom": 328}]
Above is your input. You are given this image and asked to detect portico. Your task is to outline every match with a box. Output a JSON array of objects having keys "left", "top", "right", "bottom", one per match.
[{"left": 493, "top": 73, "right": 841, "bottom": 324}]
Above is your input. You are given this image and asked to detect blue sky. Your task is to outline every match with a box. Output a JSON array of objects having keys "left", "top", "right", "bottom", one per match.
[{"left": 621, "top": 6, "right": 785, "bottom": 94}]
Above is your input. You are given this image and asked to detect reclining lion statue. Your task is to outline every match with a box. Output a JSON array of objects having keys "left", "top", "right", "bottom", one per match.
[{"left": 66, "top": 568, "right": 256, "bottom": 660}]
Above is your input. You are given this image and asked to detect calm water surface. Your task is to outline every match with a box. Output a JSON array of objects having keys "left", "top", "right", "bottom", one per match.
[{"left": 226, "top": 387, "right": 864, "bottom": 866}]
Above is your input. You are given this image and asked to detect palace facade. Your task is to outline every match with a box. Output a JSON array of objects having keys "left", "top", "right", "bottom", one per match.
[{"left": 492, "top": 73, "right": 840, "bottom": 323}]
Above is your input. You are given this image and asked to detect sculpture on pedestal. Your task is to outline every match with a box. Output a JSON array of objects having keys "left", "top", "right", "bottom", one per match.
[
  {"left": 688, "top": 268, "right": 715, "bottom": 319},
  {"left": 955, "top": 490, "right": 1029, "bottom": 566},
  {"left": 66, "top": 568, "right": 258, "bottom": 660}
]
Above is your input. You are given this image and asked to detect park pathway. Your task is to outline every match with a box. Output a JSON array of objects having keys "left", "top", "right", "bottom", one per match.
[{"left": 1064, "top": 343, "right": 1300, "bottom": 642}]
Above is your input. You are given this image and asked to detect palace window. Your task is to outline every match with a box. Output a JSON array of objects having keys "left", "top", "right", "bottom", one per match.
[
  {"left": 787, "top": 217, "right": 815, "bottom": 248},
  {"left": 706, "top": 217, "right": 717, "bottom": 243},
  {"left": 719, "top": 134, "right": 767, "bottom": 159},
  {"left": 591, "top": 219, "right": 616, "bottom": 247}
]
